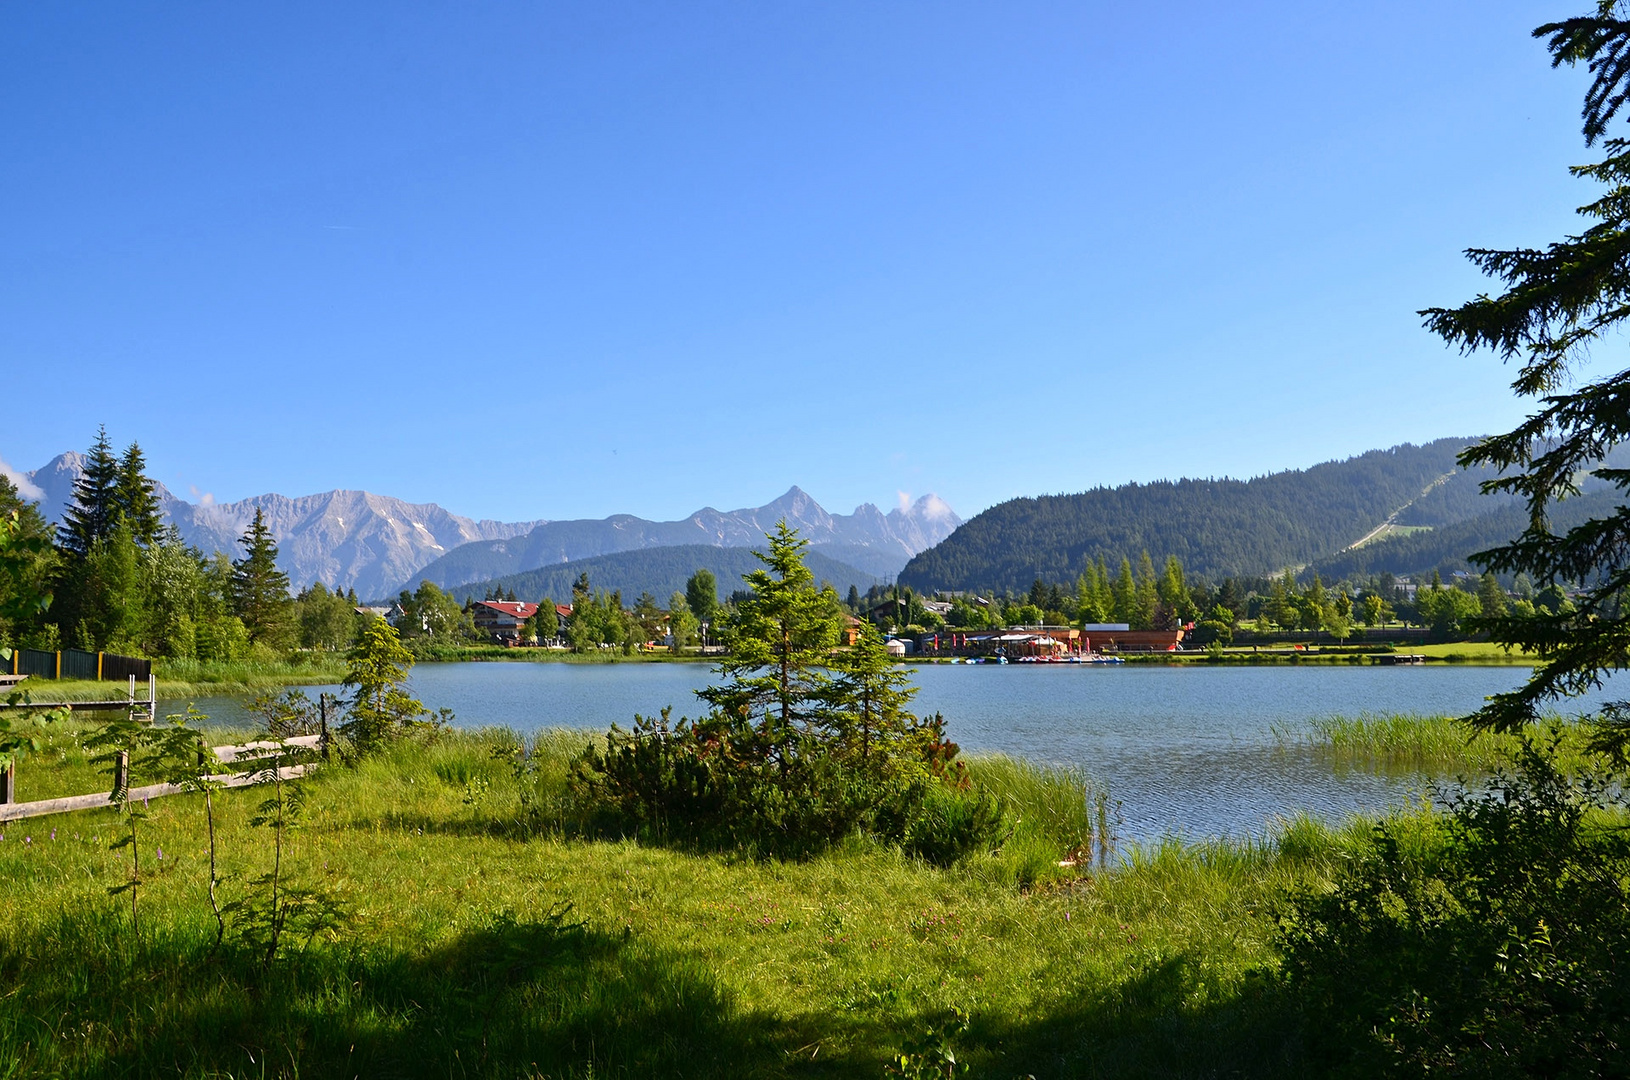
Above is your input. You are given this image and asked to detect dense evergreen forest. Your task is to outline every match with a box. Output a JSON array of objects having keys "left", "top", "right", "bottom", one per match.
[
  {"left": 1310, "top": 486, "right": 1622, "bottom": 583},
  {"left": 898, "top": 439, "right": 1477, "bottom": 593},
  {"left": 439, "top": 544, "right": 880, "bottom": 609}
]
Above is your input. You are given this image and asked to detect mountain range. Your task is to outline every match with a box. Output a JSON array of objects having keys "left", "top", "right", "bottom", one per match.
[
  {"left": 22, "top": 433, "right": 1594, "bottom": 604},
  {"left": 403, "top": 487, "right": 959, "bottom": 593},
  {"left": 13, "top": 453, "right": 959, "bottom": 600},
  {"left": 442, "top": 545, "right": 889, "bottom": 608}
]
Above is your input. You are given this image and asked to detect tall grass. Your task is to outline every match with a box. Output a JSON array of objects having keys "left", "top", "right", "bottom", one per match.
[
  {"left": 156, "top": 654, "right": 348, "bottom": 687},
  {"left": 963, "top": 754, "right": 1109, "bottom": 886},
  {"left": 1274, "top": 712, "right": 1595, "bottom": 774}
]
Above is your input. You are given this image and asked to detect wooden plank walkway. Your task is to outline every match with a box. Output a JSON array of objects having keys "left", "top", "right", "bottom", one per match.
[{"left": 0, "top": 735, "right": 322, "bottom": 824}]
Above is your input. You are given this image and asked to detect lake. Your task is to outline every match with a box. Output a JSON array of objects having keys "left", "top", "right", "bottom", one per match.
[{"left": 175, "top": 661, "right": 1606, "bottom": 844}]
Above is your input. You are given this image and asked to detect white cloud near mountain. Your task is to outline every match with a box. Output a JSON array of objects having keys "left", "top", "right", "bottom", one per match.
[{"left": 0, "top": 455, "right": 42, "bottom": 500}]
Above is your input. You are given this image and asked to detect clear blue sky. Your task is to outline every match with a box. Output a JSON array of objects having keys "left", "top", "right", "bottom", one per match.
[{"left": 0, "top": 2, "right": 1603, "bottom": 523}]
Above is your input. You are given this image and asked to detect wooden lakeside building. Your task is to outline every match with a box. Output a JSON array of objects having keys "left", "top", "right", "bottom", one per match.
[{"left": 917, "top": 624, "right": 1186, "bottom": 658}]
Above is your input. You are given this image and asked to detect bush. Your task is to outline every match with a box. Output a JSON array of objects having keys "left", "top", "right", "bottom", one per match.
[
  {"left": 569, "top": 526, "right": 1015, "bottom": 862},
  {"left": 568, "top": 708, "right": 983, "bottom": 860},
  {"left": 1277, "top": 743, "right": 1630, "bottom": 1077}
]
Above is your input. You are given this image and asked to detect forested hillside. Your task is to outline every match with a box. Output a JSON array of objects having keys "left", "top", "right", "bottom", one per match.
[
  {"left": 439, "top": 544, "right": 881, "bottom": 607},
  {"left": 898, "top": 439, "right": 1477, "bottom": 592},
  {"left": 1309, "top": 486, "right": 1622, "bottom": 582}
]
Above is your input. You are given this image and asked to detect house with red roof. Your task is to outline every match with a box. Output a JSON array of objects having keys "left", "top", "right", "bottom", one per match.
[{"left": 471, "top": 600, "right": 541, "bottom": 645}]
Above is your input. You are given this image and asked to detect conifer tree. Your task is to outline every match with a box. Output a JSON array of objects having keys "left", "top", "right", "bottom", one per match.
[
  {"left": 1158, "top": 554, "right": 1196, "bottom": 622},
  {"left": 340, "top": 616, "right": 429, "bottom": 755},
  {"left": 1110, "top": 556, "right": 1138, "bottom": 625},
  {"left": 1093, "top": 556, "right": 1114, "bottom": 620},
  {"left": 230, "top": 508, "right": 293, "bottom": 647},
  {"left": 59, "top": 426, "right": 120, "bottom": 557},
  {"left": 821, "top": 621, "right": 919, "bottom": 761},
  {"left": 698, "top": 520, "right": 841, "bottom": 731},
  {"left": 1419, "top": 3, "right": 1630, "bottom": 754},
  {"left": 1478, "top": 572, "right": 1509, "bottom": 619},
  {"left": 1134, "top": 550, "right": 1160, "bottom": 630},
  {"left": 114, "top": 442, "right": 162, "bottom": 547},
  {"left": 1267, "top": 571, "right": 1296, "bottom": 629},
  {"left": 1076, "top": 559, "right": 1109, "bottom": 624}
]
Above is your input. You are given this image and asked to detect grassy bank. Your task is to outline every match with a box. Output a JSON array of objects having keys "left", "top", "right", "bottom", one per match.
[
  {"left": 1407, "top": 641, "right": 1536, "bottom": 663},
  {"left": 0, "top": 726, "right": 1391, "bottom": 1078},
  {"left": 1111, "top": 641, "right": 1539, "bottom": 666},
  {"left": 10, "top": 656, "right": 349, "bottom": 703}
]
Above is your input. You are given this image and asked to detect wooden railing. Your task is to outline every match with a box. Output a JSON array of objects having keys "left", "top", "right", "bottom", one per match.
[{"left": 0, "top": 734, "right": 322, "bottom": 823}]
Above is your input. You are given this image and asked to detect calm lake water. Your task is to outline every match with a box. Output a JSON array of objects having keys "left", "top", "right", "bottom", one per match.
[{"left": 175, "top": 661, "right": 1610, "bottom": 843}]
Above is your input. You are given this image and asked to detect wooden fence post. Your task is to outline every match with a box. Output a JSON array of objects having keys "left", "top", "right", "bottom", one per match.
[
  {"left": 319, "top": 694, "right": 331, "bottom": 762},
  {"left": 114, "top": 751, "right": 128, "bottom": 795},
  {"left": 1, "top": 761, "right": 14, "bottom": 805}
]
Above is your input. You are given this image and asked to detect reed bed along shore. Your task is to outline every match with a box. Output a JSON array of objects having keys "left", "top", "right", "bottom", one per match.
[
  {"left": 1275, "top": 711, "right": 1596, "bottom": 774},
  {"left": 0, "top": 724, "right": 1419, "bottom": 1079}
]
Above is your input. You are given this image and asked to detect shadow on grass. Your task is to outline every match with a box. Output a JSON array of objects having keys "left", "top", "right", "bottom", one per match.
[
  {"left": 2, "top": 914, "right": 1310, "bottom": 1079},
  {"left": 0, "top": 906, "right": 841, "bottom": 1079},
  {"left": 969, "top": 951, "right": 1304, "bottom": 1079}
]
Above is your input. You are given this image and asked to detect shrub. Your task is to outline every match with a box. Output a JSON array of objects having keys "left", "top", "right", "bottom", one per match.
[
  {"left": 1277, "top": 743, "right": 1630, "bottom": 1077},
  {"left": 568, "top": 707, "right": 979, "bottom": 860},
  {"left": 569, "top": 526, "right": 995, "bottom": 860}
]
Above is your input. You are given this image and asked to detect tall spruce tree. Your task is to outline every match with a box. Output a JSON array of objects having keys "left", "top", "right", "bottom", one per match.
[
  {"left": 1420, "top": 3, "right": 1630, "bottom": 756},
  {"left": 59, "top": 426, "right": 120, "bottom": 557},
  {"left": 1110, "top": 556, "right": 1137, "bottom": 625},
  {"left": 114, "top": 442, "right": 162, "bottom": 547},
  {"left": 1134, "top": 550, "right": 1160, "bottom": 630},
  {"left": 230, "top": 508, "right": 293, "bottom": 647}
]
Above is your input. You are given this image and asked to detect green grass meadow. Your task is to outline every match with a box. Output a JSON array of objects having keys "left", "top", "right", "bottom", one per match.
[{"left": 0, "top": 724, "right": 1407, "bottom": 1079}]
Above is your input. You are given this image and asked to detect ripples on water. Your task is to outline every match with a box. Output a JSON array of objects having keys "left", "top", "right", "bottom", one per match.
[{"left": 173, "top": 661, "right": 1607, "bottom": 843}]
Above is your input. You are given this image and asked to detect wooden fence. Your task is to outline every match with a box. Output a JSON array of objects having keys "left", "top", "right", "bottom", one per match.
[
  {"left": 4, "top": 647, "right": 152, "bottom": 682},
  {"left": 0, "top": 734, "right": 322, "bottom": 823}
]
